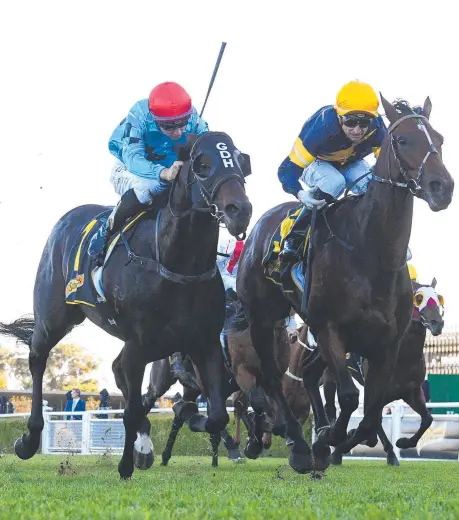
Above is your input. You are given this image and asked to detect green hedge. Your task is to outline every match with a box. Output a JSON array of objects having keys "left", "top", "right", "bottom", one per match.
[{"left": 0, "top": 414, "right": 313, "bottom": 457}]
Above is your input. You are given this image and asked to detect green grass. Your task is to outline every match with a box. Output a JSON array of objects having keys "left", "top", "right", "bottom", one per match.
[{"left": 0, "top": 455, "right": 458, "bottom": 519}]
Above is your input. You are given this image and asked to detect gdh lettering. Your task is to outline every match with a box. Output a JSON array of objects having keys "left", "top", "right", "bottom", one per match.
[{"left": 216, "top": 142, "right": 234, "bottom": 168}]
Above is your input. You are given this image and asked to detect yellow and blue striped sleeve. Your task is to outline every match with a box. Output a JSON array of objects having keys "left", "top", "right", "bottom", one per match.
[{"left": 288, "top": 137, "right": 316, "bottom": 168}]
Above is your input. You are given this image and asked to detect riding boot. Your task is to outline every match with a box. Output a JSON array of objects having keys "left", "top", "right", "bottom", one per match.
[
  {"left": 279, "top": 188, "right": 334, "bottom": 290},
  {"left": 279, "top": 206, "right": 311, "bottom": 289},
  {"left": 170, "top": 352, "right": 200, "bottom": 392},
  {"left": 93, "top": 189, "right": 148, "bottom": 267}
]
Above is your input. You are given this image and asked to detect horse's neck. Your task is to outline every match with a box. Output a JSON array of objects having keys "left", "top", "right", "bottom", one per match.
[
  {"left": 159, "top": 182, "right": 218, "bottom": 274},
  {"left": 399, "top": 323, "right": 426, "bottom": 360},
  {"left": 355, "top": 178, "right": 413, "bottom": 271}
]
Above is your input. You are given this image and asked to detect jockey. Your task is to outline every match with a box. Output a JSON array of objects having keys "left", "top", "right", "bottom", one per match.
[
  {"left": 89, "top": 81, "right": 209, "bottom": 264},
  {"left": 278, "top": 80, "right": 387, "bottom": 274},
  {"left": 89, "top": 81, "right": 208, "bottom": 389}
]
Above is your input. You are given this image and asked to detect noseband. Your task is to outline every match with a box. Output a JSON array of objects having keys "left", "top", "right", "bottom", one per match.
[
  {"left": 372, "top": 113, "right": 439, "bottom": 195},
  {"left": 169, "top": 134, "right": 246, "bottom": 224}
]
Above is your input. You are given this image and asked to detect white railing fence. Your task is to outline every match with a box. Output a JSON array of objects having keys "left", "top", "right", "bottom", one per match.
[
  {"left": 2, "top": 403, "right": 458, "bottom": 461},
  {"left": 312, "top": 401, "right": 459, "bottom": 462}
]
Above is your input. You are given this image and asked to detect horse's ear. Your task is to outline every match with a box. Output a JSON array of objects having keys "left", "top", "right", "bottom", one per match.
[
  {"left": 380, "top": 93, "right": 399, "bottom": 124},
  {"left": 240, "top": 153, "right": 252, "bottom": 177},
  {"left": 422, "top": 96, "right": 432, "bottom": 120},
  {"left": 174, "top": 134, "right": 199, "bottom": 161},
  {"left": 431, "top": 277, "right": 437, "bottom": 288}
]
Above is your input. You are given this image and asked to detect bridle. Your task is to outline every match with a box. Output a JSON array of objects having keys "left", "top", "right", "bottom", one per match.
[
  {"left": 372, "top": 113, "right": 439, "bottom": 195},
  {"left": 168, "top": 133, "right": 246, "bottom": 224}
]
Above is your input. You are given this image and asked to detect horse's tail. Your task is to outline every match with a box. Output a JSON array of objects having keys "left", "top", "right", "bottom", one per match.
[{"left": 0, "top": 315, "right": 35, "bottom": 346}]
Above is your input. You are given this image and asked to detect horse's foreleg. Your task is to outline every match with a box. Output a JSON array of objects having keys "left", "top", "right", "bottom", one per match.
[
  {"left": 318, "top": 324, "right": 359, "bottom": 446},
  {"left": 323, "top": 368, "right": 338, "bottom": 425},
  {"left": 250, "top": 320, "right": 313, "bottom": 473},
  {"left": 190, "top": 342, "right": 229, "bottom": 435},
  {"left": 118, "top": 341, "right": 148, "bottom": 480},
  {"left": 338, "top": 342, "right": 397, "bottom": 454},
  {"left": 210, "top": 431, "right": 221, "bottom": 467},
  {"left": 396, "top": 387, "right": 433, "bottom": 450},
  {"left": 376, "top": 421, "right": 400, "bottom": 466}
]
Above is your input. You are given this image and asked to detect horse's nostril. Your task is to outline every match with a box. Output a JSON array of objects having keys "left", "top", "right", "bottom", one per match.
[
  {"left": 224, "top": 203, "right": 241, "bottom": 217},
  {"left": 429, "top": 180, "right": 444, "bottom": 195}
]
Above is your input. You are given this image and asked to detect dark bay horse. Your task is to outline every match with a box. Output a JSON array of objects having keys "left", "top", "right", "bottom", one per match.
[
  {"left": 140, "top": 356, "right": 243, "bottom": 467},
  {"left": 327, "top": 277, "right": 444, "bottom": 465},
  {"left": 237, "top": 96, "right": 454, "bottom": 474},
  {"left": 0, "top": 131, "right": 252, "bottom": 479}
]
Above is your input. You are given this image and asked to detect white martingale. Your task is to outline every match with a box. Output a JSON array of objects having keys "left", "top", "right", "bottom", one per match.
[
  {"left": 307, "top": 329, "right": 318, "bottom": 347},
  {"left": 216, "top": 142, "right": 234, "bottom": 168},
  {"left": 134, "top": 433, "right": 153, "bottom": 454}
]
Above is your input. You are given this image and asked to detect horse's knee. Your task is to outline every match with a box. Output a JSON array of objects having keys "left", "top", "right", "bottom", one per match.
[{"left": 337, "top": 387, "right": 359, "bottom": 412}]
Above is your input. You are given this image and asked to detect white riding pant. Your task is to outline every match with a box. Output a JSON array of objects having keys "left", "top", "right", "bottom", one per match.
[
  {"left": 301, "top": 159, "right": 372, "bottom": 198},
  {"left": 110, "top": 160, "right": 159, "bottom": 205}
]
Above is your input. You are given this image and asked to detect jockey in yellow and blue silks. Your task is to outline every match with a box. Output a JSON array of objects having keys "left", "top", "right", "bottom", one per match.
[
  {"left": 89, "top": 81, "right": 208, "bottom": 264},
  {"left": 278, "top": 81, "right": 387, "bottom": 269}
]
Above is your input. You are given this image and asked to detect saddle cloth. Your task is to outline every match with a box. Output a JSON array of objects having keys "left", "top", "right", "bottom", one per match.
[
  {"left": 262, "top": 205, "right": 311, "bottom": 292},
  {"left": 65, "top": 210, "right": 148, "bottom": 307}
]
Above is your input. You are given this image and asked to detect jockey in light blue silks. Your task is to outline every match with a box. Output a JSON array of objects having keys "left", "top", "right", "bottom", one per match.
[
  {"left": 89, "top": 81, "right": 208, "bottom": 264},
  {"left": 88, "top": 81, "right": 208, "bottom": 388},
  {"left": 277, "top": 80, "right": 387, "bottom": 283}
]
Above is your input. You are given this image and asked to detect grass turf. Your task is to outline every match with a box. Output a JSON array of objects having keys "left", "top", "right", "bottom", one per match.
[{"left": 0, "top": 455, "right": 458, "bottom": 519}]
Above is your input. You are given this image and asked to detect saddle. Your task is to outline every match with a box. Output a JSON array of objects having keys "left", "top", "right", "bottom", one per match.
[
  {"left": 262, "top": 205, "right": 312, "bottom": 294},
  {"left": 65, "top": 209, "right": 149, "bottom": 311}
]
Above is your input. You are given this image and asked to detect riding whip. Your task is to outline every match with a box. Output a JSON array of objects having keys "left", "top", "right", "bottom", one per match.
[{"left": 194, "top": 42, "right": 227, "bottom": 131}]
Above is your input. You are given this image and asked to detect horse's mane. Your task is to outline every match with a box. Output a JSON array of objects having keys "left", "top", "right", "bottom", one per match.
[{"left": 391, "top": 99, "right": 423, "bottom": 116}]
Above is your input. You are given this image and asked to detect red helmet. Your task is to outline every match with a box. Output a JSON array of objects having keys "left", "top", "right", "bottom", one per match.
[{"left": 148, "top": 82, "right": 193, "bottom": 122}]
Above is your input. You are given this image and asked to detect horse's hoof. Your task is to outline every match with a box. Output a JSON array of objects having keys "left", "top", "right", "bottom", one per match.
[
  {"left": 173, "top": 400, "right": 199, "bottom": 422},
  {"left": 228, "top": 448, "right": 245, "bottom": 462},
  {"left": 14, "top": 435, "right": 38, "bottom": 460},
  {"left": 364, "top": 433, "right": 378, "bottom": 448},
  {"left": 118, "top": 459, "right": 134, "bottom": 480},
  {"left": 312, "top": 442, "right": 331, "bottom": 471},
  {"left": 288, "top": 450, "right": 314, "bottom": 474},
  {"left": 387, "top": 456, "right": 400, "bottom": 467},
  {"left": 161, "top": 453, "right": 170, "bottom": 466},
  {"left": 212, "top": 458, "right": 218, "bottom": 468},
  {"left": 330, "top": 449, "right": 343, "bottom": 466},
  {"left": 396, "top": 437, "right": 413, "bottom": 450},
  {"left": 288, "top": 440, "right": 314, "bottom": 474},
  {"left": 244, "top": 438, "right": 263, "bottom": 459},
  {"left": 188, "top": 414, "right": 208, "bottom": 432},
  {"left": 133, "top": 433, "right": 154, "bottom": 470}
]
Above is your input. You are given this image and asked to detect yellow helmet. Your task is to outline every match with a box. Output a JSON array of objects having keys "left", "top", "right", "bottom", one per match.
[
  {"left": 335, "top": 81, "right": 379, "bottom": 117},
  {"left": 408, "top": 264, "right": 418, "bottom": 281}
]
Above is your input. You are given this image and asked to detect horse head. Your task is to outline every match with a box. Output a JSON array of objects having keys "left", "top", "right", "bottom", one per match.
[
  {"left": 413, "top": 279, "right": 445, "bottom": 336},
  {"left": 379, "top": 95, "right": 454, "bottom": 211},
  {"left": 175, "top": 131, "right": 253, "bottom": 238}
]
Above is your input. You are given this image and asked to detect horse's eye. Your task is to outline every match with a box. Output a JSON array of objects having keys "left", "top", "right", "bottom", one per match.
[
  {"left": 414, "top": 294, "right": 423, "bottom": 306},
  {"left": 397, "top": 136, "right": 407, "bottom": 146}
]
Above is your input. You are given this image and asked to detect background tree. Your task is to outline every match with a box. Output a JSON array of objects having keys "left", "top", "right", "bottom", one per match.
[{"left": 7, "top": 343, "right": 101, "bottom": 391}]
